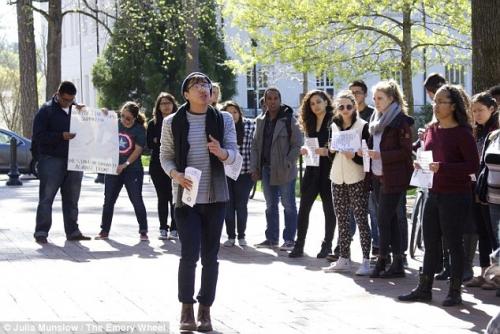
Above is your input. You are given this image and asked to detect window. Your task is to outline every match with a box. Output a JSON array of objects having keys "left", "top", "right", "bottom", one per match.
[
  {"left": 247, "top": 65, "right": 269, "bottom": 110},
  {"left": 445, "top": 64, "right": 465, "bottom": 86},
  {"left": 315, "top": 71, "right": 334, "bottom": 98},
  {"left": 381, "top": 69, "right": 403, "bottom": 87},
  {"left": 0, "top": 132, "right": 11, "bottom": 145}
]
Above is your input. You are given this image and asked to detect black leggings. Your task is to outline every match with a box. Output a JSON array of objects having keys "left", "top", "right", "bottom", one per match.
[
  {"left": 422, "top": 192, "right": 472, "bottom": 280},
  {"left": 372, "top": 178, "right": 403, "bottom": 257},
  {"left": 149, "top": 162, "right": 176, "bottom": 231},
  {"left": 473, "top": 201, "right": 498, "bottom": 268}
]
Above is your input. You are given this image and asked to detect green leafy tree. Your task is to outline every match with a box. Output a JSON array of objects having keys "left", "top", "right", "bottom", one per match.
[
  {"left": 222, "top": 0, "right": 471, "bottom": 114},
  {"left": 93, "top": 0, "right": 235, "bottom": 114}
]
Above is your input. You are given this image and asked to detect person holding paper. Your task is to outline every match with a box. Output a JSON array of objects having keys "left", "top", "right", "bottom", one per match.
[
  {"left": 147, "top": 92, "right": 179, "bottom": 240},
  {"left": 32, "top": 81, "right": 92, "bottom": 244},
  {"left": 366, "top": 80, "right": 414, "bottom": 279},
  {"left": 322, "top": 91, "right": 371, "bottom": 275},
  {"left": 399, "top": 85, "right": 479, "bottom": 307},
  {"left": 159, "top": 72, "right": 238, "bottom": 332},
  {"left": 288, "top": 90, "right": 336, "bottom": 259},
  {"left": 97, "top": 102, "right": 149, "bottom": 241},
  {"left": 221, "top": 101, "right": 256, "bottom": 247}
]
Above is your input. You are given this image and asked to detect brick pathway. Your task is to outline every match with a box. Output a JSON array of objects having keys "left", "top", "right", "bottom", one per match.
[{"left": 0, "top": 174, "right": 497, "bottom": 333}]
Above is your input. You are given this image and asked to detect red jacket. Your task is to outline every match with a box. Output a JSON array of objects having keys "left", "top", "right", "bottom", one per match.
[{"left": 369, "top": 112, "right": 414, "bottom": 193}]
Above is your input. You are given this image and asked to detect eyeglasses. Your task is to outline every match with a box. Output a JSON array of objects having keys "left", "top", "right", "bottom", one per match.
[
  {"left": 188, "top": 83, "right": 211, "bottom": 91},
  {"left": 351, "top": 91, "right": 365, "bottom": 96},
  {"left": 160, "top": 101, "right": 173, "bottom": 106},
  {"left": 337, "top": 104, "right": 354, "bottom": 111}
]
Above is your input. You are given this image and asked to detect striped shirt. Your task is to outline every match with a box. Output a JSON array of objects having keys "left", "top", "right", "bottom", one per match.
[
  {"left": 160, "top": 108, "right": 238, "bottom": 204},
  {"left": 485, "top": 132, "right": 500, "bottom": 204}
]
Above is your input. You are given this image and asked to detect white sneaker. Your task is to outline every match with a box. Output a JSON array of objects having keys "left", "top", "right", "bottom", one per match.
[
  {"left": 238, "top": 238, "right": 248, "bottom": 247},
  {"left": 158, "top": 229, "right": 168, "bottom": 240},
  {"left": 223, "top": 239, "right": 235, "bottom": 247},
  {"left": 168, "top": 230, "right": 179, "bottom": 240},
  {"left": 323, "top": 257, "right": 351, "bottom": 273},
  {"left": 355, "top": 258, "right": 371, "bottom": 276}
]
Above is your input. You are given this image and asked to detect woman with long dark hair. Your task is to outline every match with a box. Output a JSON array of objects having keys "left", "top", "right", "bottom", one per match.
[
  {"left": 97, "top": 101, "right": 149, "bottom": 241},
  {"left": 367, "top": 80, "right": 414, "bottom": 279},
  {"left": 465, "top": 92, "right": 499, "bottom": 288},
  {"left": 221, "top": 101, "right": 256, "bottom": 247},
  {"left": 147, "top": 92, "right": 178, "bottom": 240},
  {"left": 322, "top": 90, "right": 371, "bottom": 275},
  {"left": 288, "top": 90, "right": 336, "bottom": 258},
  {"left": 399, "top": 85, "right": 479, "bottom": 306}
]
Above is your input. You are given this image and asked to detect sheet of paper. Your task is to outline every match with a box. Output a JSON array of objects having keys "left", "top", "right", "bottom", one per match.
[
  {"left": 224, "top": 152, "right": 243, "bottom": 180},
  {"left": 410, "top": 168, "right": 434, "bottom": 188},
  {"left": 416, "top": 150, "right": 433, "bottom": 170},
  {"left": 68, "top": 108, "right": 119, "bottom": 174},
  {"left": 330, "top": 129, "right": 361, "bottom": 152},
  {"left": 182, "top": 167, "right": 202, "bottom": 207},
  {"left": 361, "top": 139, "right": 370, "bottom": 172},
  {"left": 304, "top": 137, "right": 320, "bottom": 167}
]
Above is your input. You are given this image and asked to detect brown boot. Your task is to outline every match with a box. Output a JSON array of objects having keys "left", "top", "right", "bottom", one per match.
[
  {"left": 197, "top": 304, "right": 213, "bottom": 332},
  {"left": 179, "top": 303, "right": 196, "bottom": 331}
]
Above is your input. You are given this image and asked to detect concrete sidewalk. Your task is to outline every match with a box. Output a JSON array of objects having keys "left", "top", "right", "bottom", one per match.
[{"left": 0, "top": 174, "right": 498, "bottom": 334}]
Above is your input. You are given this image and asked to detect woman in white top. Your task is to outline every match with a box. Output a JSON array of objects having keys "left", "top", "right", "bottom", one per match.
[{"left": 323, "top": 90, "right": 371, "bottom": 275}]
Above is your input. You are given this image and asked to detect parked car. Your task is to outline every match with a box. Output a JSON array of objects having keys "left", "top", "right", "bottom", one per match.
[{"left": 0, "top": 128, "right": 38, "bottom": 177}]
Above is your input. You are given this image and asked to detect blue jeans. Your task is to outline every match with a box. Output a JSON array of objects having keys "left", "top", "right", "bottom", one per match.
[
  {"left": 175, "top": 202, "right": 226, "bottom": 306},
  {"left": 35, "top": 155, "right": 83, "bottom": 238},
  {"left": 225, "top": 173, "right": 255, "bottom": 239},
  {"left": 261, "top": 165, "right": 298, "bottom": 243},
  {"left": 101, "top": 168, "right": 148, "bottom": 233}
]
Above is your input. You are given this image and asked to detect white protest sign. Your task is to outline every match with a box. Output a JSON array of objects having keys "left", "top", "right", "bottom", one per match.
[
  {"left": 361, "top": 139, "right": 370, "bottom": 172},
  {"left": 304, "top": 137, "right": 320, "bottom": 167},
  {"left": 330, "top": 129, "right": 361, "bottom": 152},
  {"left": 225, "top": 152, "right": 243, "bottom": 180},
  {"left": 182, "top": 167, "right": 202, "bottom": 207},
  {"left": 68, "top": 108, "right": 119, "bottom": 175}
]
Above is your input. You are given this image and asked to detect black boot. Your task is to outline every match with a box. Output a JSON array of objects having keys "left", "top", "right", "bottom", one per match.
[
  {"left": 398, "top": 274, "right": 433, "bottom": 302},
  {"left": 442, "top": 278, "right": 462, "bottom": 306},
  {"left": 370, "top": 256, "right": 387, "bottom": 278},
  {"left": 289, "top": 242, "right": 304, "bottom": 258},
  {"left": 316, "top": 241, "right": 332, "bottom": 258},
  {"left": 435, "top": 251, "right": 451, "bottom": 280},
  {"left": 462, "top": 233, "right": 478, "bottom": 282},
  {"left": 380, "top": 254, "right": 405, "bottom": 278}
]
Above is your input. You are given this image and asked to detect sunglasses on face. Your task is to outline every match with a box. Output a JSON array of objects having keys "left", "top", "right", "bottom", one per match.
[{"left": 337, "top": 104, "right": 354, "bottom": 111}]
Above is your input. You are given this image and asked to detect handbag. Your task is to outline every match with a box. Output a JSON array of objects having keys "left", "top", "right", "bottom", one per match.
[{"left": 475, "top": 167, "right": 489, "bottom": 203}]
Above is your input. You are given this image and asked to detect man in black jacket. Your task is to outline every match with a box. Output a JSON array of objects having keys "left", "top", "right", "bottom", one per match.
[{"left": 32, "top": 81, "right": 91, "bottom": 244}]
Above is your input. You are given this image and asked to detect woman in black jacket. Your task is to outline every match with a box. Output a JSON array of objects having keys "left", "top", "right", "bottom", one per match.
[
  {"left": 147, "top": 92, "right": 178, "bottom": 240},
  {"left": 289, "top": 90, "right": 336, "bottom": 258}
]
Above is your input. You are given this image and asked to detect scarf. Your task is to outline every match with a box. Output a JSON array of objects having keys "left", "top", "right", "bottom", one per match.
[{"left": 369, "top": 102, "right": 401, "bottom": 135}]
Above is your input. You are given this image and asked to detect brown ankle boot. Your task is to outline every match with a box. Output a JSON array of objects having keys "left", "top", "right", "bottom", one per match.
[
  {"left": 179, "top": 303, "right": 196, "bottom": 331},
  {"left": 197, "top": 304, "right": 213, "bottom": 332}
]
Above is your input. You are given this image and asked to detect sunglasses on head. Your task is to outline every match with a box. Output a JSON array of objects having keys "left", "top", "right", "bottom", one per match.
[{"left": 337, "top": 104, "right": 353, "bottom": 111}]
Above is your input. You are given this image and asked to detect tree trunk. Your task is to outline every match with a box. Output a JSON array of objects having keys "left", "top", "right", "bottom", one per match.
[
  {"left": 401, "top": 6, "right": 414, "bottom": 116},
  {"left": 46, "top": 0, "right": 62, "bottom": 100},
  {"left": 17, "top": 0, "right": 38, "bottom": 138},
  {"left": 472, "top": 0, "right": 500, "bottom": 94},
  {"left": 183, "top": 0, "right": 199, "bottom": 73}
]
